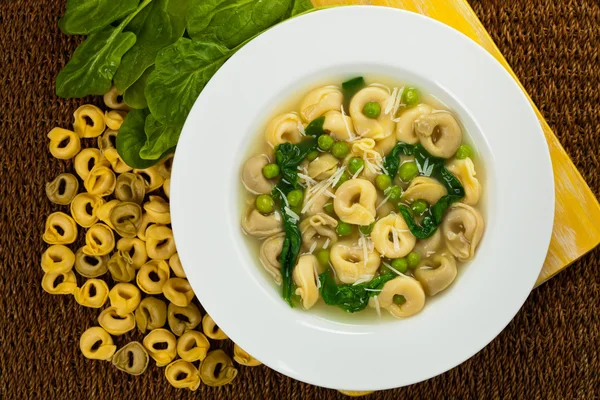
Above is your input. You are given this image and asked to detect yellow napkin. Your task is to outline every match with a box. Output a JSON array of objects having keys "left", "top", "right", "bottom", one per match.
[{"left": 314, "top": 0, "right": 600, "bottom": 285}]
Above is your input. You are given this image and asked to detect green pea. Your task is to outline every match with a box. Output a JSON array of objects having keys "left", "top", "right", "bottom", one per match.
[
  {"left": 393, "top": 294, "right": 407, "bottom": 305},
  {"left": 455, "top": 144, "right": 473, "bottom": 160},
  {"left": 262, "top": 163, "right": 280, "bottom": 179},
  {"left": 291, "top": 204, "right": 303, "bottom": 216},
  {"left": 407, "top": 251, "right": 421, "bottom": 268},
  {"left": 402, "top": 87, "right": 419, "bottom": 107},
  {"left": 306, "top": 150, "right": 319, "bottom": 161},
  {"left": 398, "top": 162, "right": 419, "bottom": 182},
  {"left": 375, "top": 174, "right": 392, "bottom": 191},
  {"left": 331, "top": 142, "right": 350, "bottom": 159},
  {"left": 336, "top": 222, "right": 353, "bottom": 236},
  {"left": 411, "top": 199, "right": 428, "bottom": 215},
  {"left": 348, "top": 157, "right": 365, "bottom": 175},
  {"left": 391, "top": 258, "right": 408, "bottom": 273},
  {"left": 362, "top": 102, "right": 381, "bottom": 119},
  {"left": 255, "top": 194, "right": 275, "bottom": 214},
  {"left": 323, "top": 202, "right": 334, "bottom": 214},
  {"left": 334, "top": 171, "right": 349, "bottom": 188},
  {"left": 318, "top": 134, "right": 334, "bottom": 151},
  {"left": 316, "top": 249, "right": 330, "bottom": 267},
  {"left": 387, "top": 185, "right": 402, "bottom": 201},
  {"left": 359, "top": 223, "right": 374, "bottom": 235},
  {"left": 287, "top": 190, "right": 303, "bottom": 207}
]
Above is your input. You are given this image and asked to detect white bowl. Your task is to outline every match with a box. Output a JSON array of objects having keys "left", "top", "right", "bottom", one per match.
[{"left": 171, "top": 6, "right": 554, "bottom": 391}]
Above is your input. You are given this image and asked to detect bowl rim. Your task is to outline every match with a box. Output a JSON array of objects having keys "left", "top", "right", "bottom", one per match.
[{"left": 171, "top": 6, "right": 554, "bottom": 391}]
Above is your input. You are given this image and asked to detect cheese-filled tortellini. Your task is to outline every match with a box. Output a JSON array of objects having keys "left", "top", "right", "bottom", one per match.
[
  {"left": 177, "top": 331, "right": 210, "bottom": 362},
  {"left": 307, "top": 153, "right": 339, "bottom": 180},
  {"left": 143, "top": 328, "right": 177, "bottom": 367},
  {"left": 73, "top": 104, "right": 106, "bottom": 138},
  {"left": 233, "top": 344, "right": 262, "bottom": 367},
  {"left": 48, "top": 127, "right": 81, "bottom": 160},
  {"left": 202, "top": 314, "right": 228, "bottom": 340},
  {"left": 413, "top": 254, "right": 457, "bottom": 296},
  {"left": 323, "top": 110, "right": 355, "bottom": 141},
  {"left": 98, "top": 306, "right": 136, "bottom": 335},
  {"left": 74, "top": 148, "right": 108, "bottom": 180},
  {"left": 334, "top": 179, "right": 377, "bottom": 225},
  {"left": 46, "top": 173, "right": 79, "bottom": 205},
  {"left": 402, "top": 177, "right": 448, "bottom": 205},
  {"left": 199, "top": 350, "right": 238, "bottom": 387},
  {"left": 446, "top": 157, "right": 482, "bottom": 206},
  {"left": 350, "top": 138, "right": 384, "bottom": 179},
  {"left": 80, "top": 327, "right": 116, "bottom": 361},
  {"left": 74, "top": 278, "right": 109, "bottom": 308},
  {"left": 415, "top": 111, "right": 462, "bottom": 158},
  {"left": 84, "top": 165, "right": 116, "bottom": 197},
  {"left": 300, "top": 86, "right": 343, "bottom": 122},
  {"left": 111, "top": 341, "right": 149, "bottom": 376},
  {"left": 168, "top": 302, "right": 202, "bottom": 336},
  {"left": 265, "top": 113, "right": 304, "bottom": 147},
  {"left": 299, "top": 213, "right": 338, "bottom": 251},
  {"left": 41, "top": 245, "right": 75, "bottom": 274},
  {"left": 442, "top": 203, "right": 484, "bottom": 262},
  {"left": 133, "top": 166, "right": 164, "bottom": 193},
  {"left": 414, "top": 228, "right": 443, "bottom": 258},
  {"left": 292, "top": 255, "right": 320, "bottom": 310},
  {"left": 241, "top": 154, "right": 275, "bottom": 195},
  {"left": 369, "top": 275, "right": 426, "bottom": 318},
  {"left": 165, "top": 359, "right": 201, "bottom": 390},
  {"left": 163, "top": 278, "right": 195, "bottom": 307},
  {"left": 135, "top": 297, "right": 167, "bottom": 334},
  {"left": 371, "top": 214, "right": 416, "bottom": 258},
  {"left": 330, "top": 241, "right": 381, "bottom": 284},
  {"left": 259, "top": 233, "right": 284, "bottom": 284},
  {"left": 241, "top": 206, "right": 283, "bottom": 237},
  {"left": 43, "top": 212, "right": 78, "bottom": 245},
  {"left": 349, "top": 87, "right": 395, "bottom": 140},
  {"left": 395, "top": 104, "right": 432, "bottom": 144},
  {"left": 71, "top": 193, "right": 105, "bottom": 228}
]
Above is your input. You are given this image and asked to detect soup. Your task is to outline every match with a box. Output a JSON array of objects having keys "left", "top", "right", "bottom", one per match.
[{"left": 240, "top": 76, "right": 485, "bottom": 319}]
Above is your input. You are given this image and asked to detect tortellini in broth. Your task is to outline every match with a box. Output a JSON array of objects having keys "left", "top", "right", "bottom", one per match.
[{"left": 241, "top": 76, "right": 486, "bottom": 319}]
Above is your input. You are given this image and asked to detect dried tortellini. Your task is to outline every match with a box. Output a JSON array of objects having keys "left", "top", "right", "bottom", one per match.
[
  {"left": 98, "top": 129, "right": 117, "bottom": 152},
  {"left": 333, "top": 179, "right": 377, "bottom": 225},
  {"left": 165, "top": 360, "right": 201, "bottom": 390},
  {"left": 163, "top": 278, "right": 195, "bottom": 307},
  {"left": 202, "top": 314, "right": 228, "bottom": 340},
  {"left": 43, "top": 212, "right": 78, "bottom": 245},
  {"left": 133, "top": 166, "right": 164, "bottom": 193},
  {"left": 107, "top": 251, "right": 136, "bottom": 282},
  {"left": 104, "top": 85, "right": 130, "bottom": 110},
  {"left": 73, "top": 104, "right": 106, "bottom": 138},
  {"left": 146, "top": 225, "right": 176, "bottom": 260},
  {"left": 98, "top": 307, "right": 136, "bottom": 335},
  {"left": 80, "top": 326, "right": 116, "bottom": 361},
  {"left": 136, "top": 260, "right": 170, "bottom": 294},
  {"left": 103, "top": 148, "right": 132, "bottom": 173},
  {"left": 74, "top": 148, "right": 108, "bottom": 180},
  {"left": 109, "top": 283, "right": 141, "bottom": 316},
  {"left": 169, "top": 253, "right": 186, "bottom": 278},
  {"left": 233, "top": 344, "right": 261, "bottom": 367},
  {"left": 41, "top": 245, "right": 75, "bottom": 274},
  {"left": 330, "top": 242, "right": 381, "bottom": 284},
  {"left": 48, "top": 127, "right": 81, "bottom": 159},
  {"left": 143, "top": 328, "right": 177, "bottom": 366},
  {"left": 71, "top": 193, "right": 105, "bottom": 227},
  {"left": 74, "top": 279, "right": 109, "bottom": 308},
  {"left": 104, "top": 110, "right": 127, "bottom": 131},
  {"left": 75, "top": 249, "right": 109, "bottom": 278},
  {"left": 116, "top": 238, "right": 147, "bottom": 268},
  {"left": 110, "top": 202, "right": 142, "bottom": 238},
  {"left": 83, "top": 223, "right": 115, "bottom": 256},
  {"left": 143, "top": 196, "right": 171, "bottom": 224},
  {"left": 84, "top": 165, "right": 116, "bottom": 197},
  {"left": 115, "top": 172, "right": 145, "bottom": 204},
  {"left": 168, "top": 302, "right": 202, "bottom": 336},
  {"left": 41, "top": 270, "right": 77, "bottom": 295},
  {"left": 135, "top": 297, "right": 167, "bottom": 334},
  {"left": 111, "top": 341, "right": 149, "bottom": 375},
  {"left": 177, "top": 331, "right": 210, "bottom": 362},
  {"left": 200, "top": 350, "right": 238, "bottom": 387},
  {"left": 46, "top": 173, "right": 78, "bottom": 205}
]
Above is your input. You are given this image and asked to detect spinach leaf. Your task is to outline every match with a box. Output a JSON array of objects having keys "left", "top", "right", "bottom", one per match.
[
  {"left": 398, "top": 144, "right": 465, "bottom": 239},
  {"left": 56, "top": 0, "right": 153, "bottom": 98},
  {"left": 140, "top": 115, "right": 180, "bottom": 160},
  {"left": 116, "top": 109, "right": 158, "bottom": 169},
  {"left": 187, "top": 0, "right": 293, "bottom": 49},
  {"left": 383, "top": 142, "right": 414, "bottom": 179},
  {"left": 279, "top": 203, "right": 303, "bottom": 306},
  {"left": 58, "top": 0, "right": 139, "bottom": 35},
  {"left": 123, "top": 66, "right": 154, "bottom": 109},
  {"left": 145, "top": 38, "right": 234, "bottom": 127},
  {"left": 341, "top": 76, "right": 366, "bottom": 102},
  {"left": 304, "top": 116, "right": 325, "bottom": 137},
  {"left": 273, "top": 137, "right": 317, "bottom": 193},
  {"left": 114, "top": 0, "right": 189, "bottom": 94},
  {"left": 291, "top": 0, "right": 315, "bottom": 16},
  {"left": 319, "top": 271, "right": 396, "bottom": 313}
]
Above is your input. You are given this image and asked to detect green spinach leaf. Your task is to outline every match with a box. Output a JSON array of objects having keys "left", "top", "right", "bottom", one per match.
[
  {"left": 304, "top": 116, "right": 325, "bottom": 137},
  {"left": 114, "top": 0, "right": 189, "bottom": 94},
  {"left": 383, "top": 142, "right": 414, "bottom": 179},
  {"left": 341, "top": 76, "right": 366, "bottom": 102},
  {"left": 145, "top": 38, "right": 233, "bottom": 127},
  {"left": 123, "top": 66, "right": 154, "bottom": 109},
  {"left": 140, "top": 115, "right": 180, "bottom": 160},
  {"left": 56, "top": 0, "right": 153, "bottom": 98},
  {"left": 291, "top": 0, "right": 314, "bottom": 16},
  {"left": 279, "top": 203, "right": 303, "bottom": 306},
  {"left": 58, "top": 0, "right": 139, "bottom": 35},
  {"left": 272, "top": 137, "right": 318, "bottom": 194},
  {"left": 187, "top": 0, "right": 293, "bottom": 49},
  {"left": 319, "top": 271, "right": 396, "bottom": 313}
]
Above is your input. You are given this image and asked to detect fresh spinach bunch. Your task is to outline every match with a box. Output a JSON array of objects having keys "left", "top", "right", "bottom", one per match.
[
  {"left": 55, "top": 0, "right": 318, "bottom": 168},
  {"left": 319, "top": 271, "right": 397, "bottom": 313}
]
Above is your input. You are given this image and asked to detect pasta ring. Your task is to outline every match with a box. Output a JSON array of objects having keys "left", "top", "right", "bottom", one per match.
[
  {"left": 143, "top": 196, "right": 171, "bottom": 225},
  {"left": 143, "top": 328, "right": 177, "bottom": 367},
  {"left": 79, "top": 326, "right": 116, "bottom": 361},
  {"left": 75, "top": 248, "right": 109, "bottom": 278},
  {"left": 111, "top": 341, "right": 149, "bottom": 376},
  {"left": 156, "top": 154, "right": 174, "bottom": 179},
  {"left": 165, "top": 359, "right": 201, "bottom": 390},
  {"left": 135, "top": 297, "right": 167, "bottom": 334},
  {"left": 42, "top": 212, "right": 78, "bottom": 245},
  {"left": 176, "top": 331, "right": 210, "bottom": 362},
  {"left": 45, "top": 173, "right": 79, "bottom": 205},
  {"left": 168, "top": 253, "right": 186, "bottom": 278},
  {"left": 136, "top": 260, "right": 170, "bottom": 294},
  {"left": 145, "top": 225, "right": 176, "bottom": 260},
  {"left": 70, "top": 193, "right": 105, "bottom": 228},
  {"left": 73, "top": 278, "right": 109, "bottom": 308},
  {"left": 82, "top": 223, "right": 115, "bottom": 256},
  {"left": 163, "top": 278, "right": 194, "bottom": 307},
  {"left": 167, "top": 302, "right": 202, "bottom": 336},
  {"left": 136, "top": 213, "right": 156, "bottom": 241},
  {"left": 48, "top": 127, "right": 81, "bottom": 159},
  {"left": 109, "top": 283, "right": 141, "bottom": 316},
  {"left": 104, "top": 110, "right": 127, "bottom": 130},
  {"left": 200, "top": 350, "right": 238, "bottom": 387},
  {"left": 133, "top": 166, "right": 164, "bottom": 193},
  {"left": 103, "top": 148, "right": 132, "bottom": 174},
  {"left": 116, "top": 238, "right": 147, "bottom": 269},
  {"left": 104, "top": 86, "right": 131, "bottom": 110},
  {"left": 107, "top": 251, "right": 135, "bottom": 283},
  {"left": 74, "top": 148, "right": 109, "bottom": 180},
  {"left": 41, "top": 270, "right": 77, "bottom": 295},
  {"left": 98, "top": 129, "right": 118, "bottom": 152},
  {"left": 96, "top": 199, "right": 120, "bottom": 229},
  {"left": 84, "top": 165, "right": 116, "bottom": 197},
  {"left": 202, "top": 314, "right": 228, "bottom": 340},
  {"left": 98, "top": 307, "right": 136, "bottom": 335},
  {"left": 114, "top": 173, "right": 145, "bottom": 204},
  {"left": 233, "top": 344, "right": 261, "bottom": 367},
  {"left": 73, "top": 104, "right": 106, "bottom": 138},
  {"left": 110, "top": 202, "right": 142, "bottom": 238},
  {"left": 41, "top": 245, "right": 75, "bottom": 274},
  {"left": 163, "top": 178, "right": 171, "bottom": 199}
]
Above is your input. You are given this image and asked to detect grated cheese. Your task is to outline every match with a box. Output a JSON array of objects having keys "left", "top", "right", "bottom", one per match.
[
  {"left": 352, "top": 274, "right": 374, "bottom": 286},
  {"left": 308, "top": 241, "right": 317, "bottom": 254},
  {"left": 340, "top": 105, "right": 356, "bottom": 141},
  {"left": 382, "top": 261, "right": 409, "bottom": 278},
  {"left": 358, "top": 232, "right": 369, "bottom": 269},
  {"left": 298, "top": 121, "right": 306, "bottom": 136},
  {"left": 392, "top": 227, "right": 401, "bottom": 253},
  {"left": 301, "top": 167, "right": 345, "bottom": 214},
  {"left": 373, "top": 295, "right": 382, "bottom": 317},
  {"left": 313, "top": 262, "right": 321, "bottom": 289},
  {"left": 393, "top": 86, "right": 404, "bottom": 117},
  {"left": 275, "top": 187, "right": 289, "bottom": 207},
  {"left": 322, "top": 238, "right": 330, "bottom": 249},
  {"left": 385, "top": 87, "right": 398, "bottom": 115},
  {"left": 297, "top": 172, "right": 317, "bottom": 187},
  {"left": 376, "top": 192, "right": 392, "bottom": 211},
  {"left": 284, "top": 206, "right": 300, "bottom": 221},
  {"left": 351, "top": 165, "right": 364, "bottom": 179}
]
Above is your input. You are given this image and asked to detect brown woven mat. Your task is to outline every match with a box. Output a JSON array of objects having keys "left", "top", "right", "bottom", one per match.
[{"left": 1, "top": 0, "right": 598, "bottom": 398}]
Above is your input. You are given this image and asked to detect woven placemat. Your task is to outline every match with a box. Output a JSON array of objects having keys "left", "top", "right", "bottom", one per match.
[{"left": 0, "top": 0, "right": 598, "bottom": 398}]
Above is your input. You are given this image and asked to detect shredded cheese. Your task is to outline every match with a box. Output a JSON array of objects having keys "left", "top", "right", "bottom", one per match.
[
  {"left": 358, "top": 232, "right": 369, "bottom": 269},
  {"left": 298, "top": 121, "right": 306, "bottom": 136},
  {"left": 373, "top": 295, "right": 382, "bottom": 317},
  {"left": 313, "top": 262, "right": 321, "bottom": 289},
  {"left": 392, "top": 227, "right": 401, "bottom": 253},
  {"left": 352, "top": 274, "right": 374, "bottom": 286},
  {"left": 393, "top": 86, "right": 404, "bottom": 116},
  {"left": 301, "top": 167, "right": 345, "bottom": 214},
  {"left": 376, "top": 192, "right": 392, "bottom": 211},
  {"left": 340, "top": 105, "right": 356, "bottom": 141},
  {"left": 382, "top": 261, "right": 409, "bottom": 278},
  {"left": 275, "top": 187, "right": 289, "bottom": 207},
  {"left": 297, "top": 172, "right": 317, "bottom": 187},
  {"left": 351, "top": 165, "right": 364, "bottom": 179},
  {"left": 322, "top": 238, "right": 330, "bottom": 249},
  {"left": 284, "top": 206, "right": 300, "bottom": 221},
  {"left": 385, "top": 87, "right": 398, "bottom": 115},
  {"left": 308, "top": 241, "right": 317, "bottom": 254}
]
